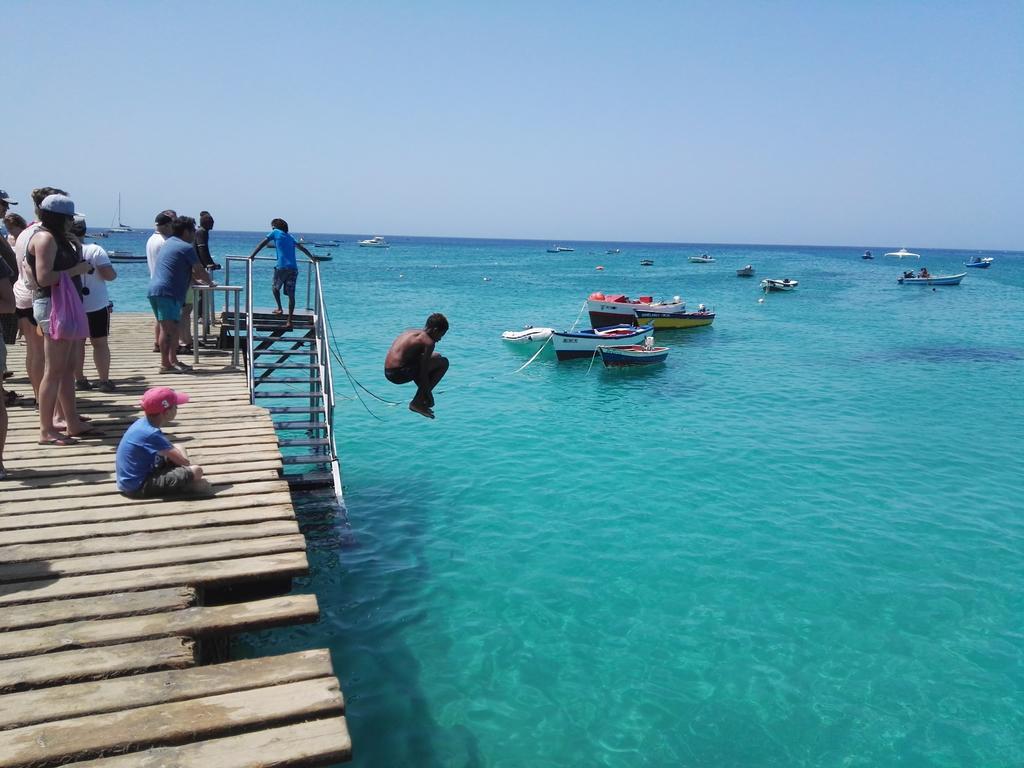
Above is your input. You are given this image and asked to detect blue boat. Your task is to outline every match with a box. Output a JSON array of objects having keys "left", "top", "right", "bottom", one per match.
[
  {"left": 598, "top": 343, "right": 669, "bottom": 367},
  {"left": 964, "top": 256, "right": 993, "bottom": 269},
  {"left": 551, "top": 324, "right": 653, "bottom": 361}
]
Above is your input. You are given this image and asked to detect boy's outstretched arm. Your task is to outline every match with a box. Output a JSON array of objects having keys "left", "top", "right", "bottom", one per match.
[
  {"left": 249, "top": 237, "right": 270, "bottom": 260},
  {"left": 296, "top": 243, "right": 315, "bottom": 259}
]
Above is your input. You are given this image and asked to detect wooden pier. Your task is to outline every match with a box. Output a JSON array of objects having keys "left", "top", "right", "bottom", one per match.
[{"left": 0, "top": 314, "right": 351, "bottom": 767}]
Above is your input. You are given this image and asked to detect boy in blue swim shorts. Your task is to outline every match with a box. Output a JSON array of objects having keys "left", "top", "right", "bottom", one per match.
[{"left": 249, "top": 218, "right": 314, "bottom": 330}]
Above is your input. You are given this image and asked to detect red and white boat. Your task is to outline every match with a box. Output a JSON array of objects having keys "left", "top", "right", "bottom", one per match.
[{"left": 587, "top": 292, "right": 685, "bottom": 327}]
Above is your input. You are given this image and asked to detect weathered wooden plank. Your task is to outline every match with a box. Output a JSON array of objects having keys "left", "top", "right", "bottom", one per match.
[
  {"left": 0, "top": 534, "right": 306, "bottom": 584},
  {"left": 19, "top": 447, "right": 284, "bottom": 472},
  {"left": 0, "top": 649, "right": 336, "bottom": 731},
  {"left": 0, "top": 587, "right": 198, "bottom": 632},
  {"left": 0, "top": 467, "right": 280, "bottom": 497},
  {"left": 3, "top": 426, "right": 279, "bottom": 456},
  {"left": 0, "top": 505, "right": 296, "bottom": 546},
  {"left": 0, "top": 677, "right": 343, "bottom": 767},
  {"left": 0, "top": 520, "right": 300, "bottom": 564},
  {"left": 0, "top": 637, "right": 195, "bottom": 692},
  {"left": 0, "top": 499, "right": 295, "bottom": 542},
  {"left": 0, "top": 551, "right": 308, "bottom": 607},
  {"left": 63, "top": 716, "right": 352, "bottom": 767},
  {"left": 0, "top": 458, "right": 282, "bottom": 485},
  {"left": 0, "top": 482, "right": 290, "bottom": 518},
  {"left": 0, "top": 595, "right": 318, "bottom": 659}
]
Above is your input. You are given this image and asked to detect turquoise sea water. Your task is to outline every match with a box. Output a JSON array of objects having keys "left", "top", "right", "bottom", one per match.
[{"left": 105, "top": 233, "right": 1023, "bottom": 766}]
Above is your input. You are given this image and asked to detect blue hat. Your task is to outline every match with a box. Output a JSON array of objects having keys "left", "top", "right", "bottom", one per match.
[
  {"left": 40, "top": 194, "right": 76, "bottom": 216},
  {"left": 0, "top": 190, "right": 16, "bottom": 205}
]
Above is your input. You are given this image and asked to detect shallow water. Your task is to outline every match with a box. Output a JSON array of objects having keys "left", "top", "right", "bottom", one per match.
[{"left": 107, "top": 234, "right": 1024, "bottom": 766}]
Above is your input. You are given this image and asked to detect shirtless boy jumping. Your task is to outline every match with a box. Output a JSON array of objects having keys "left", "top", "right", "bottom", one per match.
[{"left": 384, "top": 313, "right": 449, "bottom": 419}]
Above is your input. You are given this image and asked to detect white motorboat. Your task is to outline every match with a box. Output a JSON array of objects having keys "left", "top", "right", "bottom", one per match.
[
  {"left": 551, "top": 324, "right": 654, "bottom": 361},
  {"left": 761, "top": 278, "right": 799, "bottom": 292},
  {"left": 884, "top": 248, "right": 920, "bottom": 259},
  {"left": 689, "top": 253, "right": 715, "bottom": 263},
  {"left": 546, "top": 245, "right": 574, "bottom": 253},
  {"left": 501, "top": 326, "right": 555, "bottom": 344},
  {"left": 358, "top": 236, "right": 390, "bottom": 248}
]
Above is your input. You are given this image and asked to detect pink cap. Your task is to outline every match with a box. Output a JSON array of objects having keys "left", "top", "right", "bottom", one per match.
[{"left": 141, "top": 386, "right": 190, "bottom": 415}]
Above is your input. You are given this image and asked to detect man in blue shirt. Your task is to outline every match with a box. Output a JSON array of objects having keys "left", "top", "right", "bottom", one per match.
[
  {"left": 249, "top": 218, "right": 314, "bottom": 330},
  {"left": 115, "top": 386, "right": 206, "bottom": 497},
  {"left": 148, "top": 216, "right": 213, "bottom": 373}
]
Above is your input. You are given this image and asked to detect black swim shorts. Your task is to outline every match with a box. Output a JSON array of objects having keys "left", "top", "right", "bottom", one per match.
[
  {"left": 124, "top": 458, "right": 195, "bottom": 498},
  {"left": 385, "top": 365, "right": 418, "bottom": 384}
]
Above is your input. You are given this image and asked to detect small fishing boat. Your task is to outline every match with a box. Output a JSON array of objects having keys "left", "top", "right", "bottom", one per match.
[
  {"left": 311, "top": 240, "right": 342, "bottom": 247},
  {"left": 358, "top": 236, "right": 389, "bottom": 248},
  {"left": 884, "top": 248, "right": 920, "bottom": 259},
  {"left": 689, "top": 253, "right": 715, "bottom": 263},
  {"left": 551, "top": 324, "right": 653, "bottom": 361},
  {"left": 897, "top": 272, "right": 965, "bottom": 286},
  {"left": 639, "top": 259, "right": 654, "bottom": 266},
  {"left": 309, "top": 252, "right": 333, "bottom": 262},
  {"left": 760, "top": 278, "right": 798, "bottom": 292},
  {"left": 598, "top": 342, "right": 669, "bottom": 367},
  {"left": 546, "top": 245, "right": 574, "bottom": 253},
  {"left": 863, "top": 250, "right": 874, "bottom": 259},
  {"left": 634, "top": 305, "right": 715, "bottom": 329},
  {"left": 587, "top": 292, "right": 685, "bottom": 327},
  {"left": 606, "top": 248, "right": 621, "bottom": 254},
  {"left": 736, "top": 264, "right": 755, "bottom": 277},
  {"left": 964, "top": 256, "right": 994, "bottom": 269},
  {"left": 501, "top": 326, "right": 555, "bottom": 344},
  {"left": 107, "top": 250, "right": 146, "bottom": 263}
]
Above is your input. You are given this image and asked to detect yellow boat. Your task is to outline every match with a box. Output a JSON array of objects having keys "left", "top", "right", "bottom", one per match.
[{"left": 633, "top": 306, "right": 715, "bottom": 329}]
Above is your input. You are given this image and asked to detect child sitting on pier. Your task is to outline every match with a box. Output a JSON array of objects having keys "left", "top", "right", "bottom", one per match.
[{"left": 115, "top": 386, "right": 208, "bottom": 497}]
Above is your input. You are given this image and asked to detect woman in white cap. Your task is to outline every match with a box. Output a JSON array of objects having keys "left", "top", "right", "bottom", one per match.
[{"left": 25, "top": 193, "right": 92, "bottom": 444}]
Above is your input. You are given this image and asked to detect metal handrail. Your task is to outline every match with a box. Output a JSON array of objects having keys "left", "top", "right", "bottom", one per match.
[{"left": 239, "top": 251, "right": 342, "bottom": 502}]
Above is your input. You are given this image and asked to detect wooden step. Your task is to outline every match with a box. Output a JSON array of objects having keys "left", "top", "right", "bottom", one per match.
[
  {"left": 251, "top": 349, "right": 317, "bottom": 357},
  {"left": 271, "top": 421, "right": 329, "bottom": 431},
  {"left": 265, "top": 406, "right": 324, "bottom": 414},
  {"left": 281, "top": 454, "right": 331, "bottom": 466},
  {"left": 278, "top": 438, "right": 332, "bottom": 448},
  {"left": 253, "top": 377, "right": 320, "bottom": 384},
  {"left": 255, "top": 391, "right": 325, "bottom": 399}
]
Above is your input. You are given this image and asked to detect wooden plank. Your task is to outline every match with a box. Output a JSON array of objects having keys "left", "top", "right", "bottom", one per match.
[
  {"left": 20, "top": 447, "right": 284, "bottom": 472},
  {"left": 0, "top": 650, "right": 335, "bottom": 731},
  {"left": 0, "top": 677, "right": 343, "bottom": 767},
  {"left": 0, "top": 482, "right": 290, "bottom": 517},
  {"left": 0, "top": 501, "right": 295, "bottom": 544},
  {"left": 63, "top": 716, "right": 352, "bottom": 768},
  {"left": 0, "top": 534, "right": 306, "bottom": 584},
  {"left": 0, "top": 637, "right": 195, "bottom": 692},
  {"left": 0, "top": 520, "right": 300, "bottom": 563},
  {"left": 2, "top": 426, "right": 279, "bottom": 456},
  {"left": 0, "top": 468, "right": 280, "bottom": 497},
  {"left": 0, "top": 595, "right": 319, "bottom": 659},
  {"left": 0, "top": 587, "right": 198, "bottom": 632},
  {"left": 0, "top": 551, "right": 308, "bottom": 607},
  {"left": 0, "top": 458, "right": 282, "bottom": 484}
]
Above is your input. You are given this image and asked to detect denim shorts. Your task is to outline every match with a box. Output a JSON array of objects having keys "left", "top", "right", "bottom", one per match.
[
  {"left": 32, "top": 297, "right": 52, "bottom": 335},
  {"left": 273, "top": 268, "right": 298, "bottom": 298},
  {"left": 149, "top": 296, "right": 183, "bottom": 322}
]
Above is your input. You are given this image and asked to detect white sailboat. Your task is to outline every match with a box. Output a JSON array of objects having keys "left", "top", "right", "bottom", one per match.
[{"left": 108, "top": 194, "right": 133, "bottom": 233}]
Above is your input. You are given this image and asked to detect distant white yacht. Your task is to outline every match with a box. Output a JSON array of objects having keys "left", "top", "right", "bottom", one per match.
[{"left": 358, "top": 236, "right": 390, "bottom": 248}]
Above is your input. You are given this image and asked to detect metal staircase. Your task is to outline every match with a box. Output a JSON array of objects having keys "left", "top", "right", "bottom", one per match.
[{"left": 224, "top": 256, "right": 342, "bottom": 501}]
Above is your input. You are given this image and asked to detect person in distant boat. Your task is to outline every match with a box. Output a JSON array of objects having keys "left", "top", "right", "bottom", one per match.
[
  {"left": 384, "top": 313, "right": 449, "bottom": 419},
  {"left": 248, "top": 218, "right": 314, "bottom": 331},
  {"left": 919, "top": 267, "right": 931, "bottom": 278}
]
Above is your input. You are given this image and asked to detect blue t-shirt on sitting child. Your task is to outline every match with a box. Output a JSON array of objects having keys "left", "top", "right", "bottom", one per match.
[
  {"left": 268, "top": 229, "right": 298, "bottom": 270},
  {"left": 116, "top": 417, "right": 173, "bottom": 492}
]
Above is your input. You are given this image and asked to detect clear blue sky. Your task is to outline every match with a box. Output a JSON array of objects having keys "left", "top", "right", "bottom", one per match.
[{"left": 5, "top": 1, "right": 1022, "bottom": 249}]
